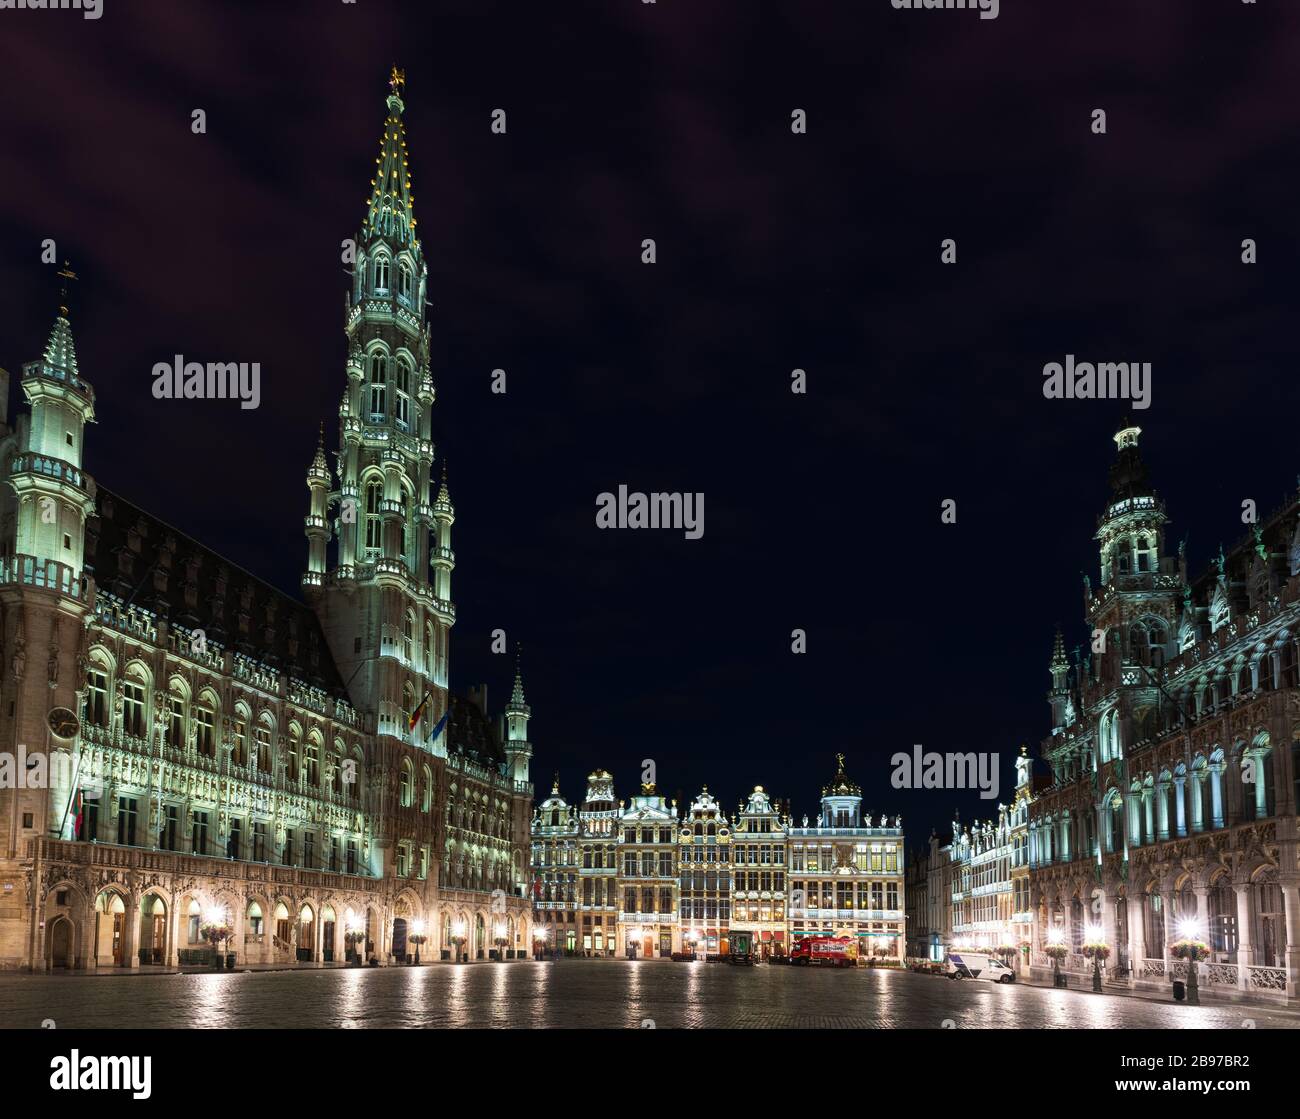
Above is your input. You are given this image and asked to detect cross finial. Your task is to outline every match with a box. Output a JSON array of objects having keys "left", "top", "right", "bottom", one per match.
[{"left": 389, "top": 65, "right": 406, "bottom": 92}]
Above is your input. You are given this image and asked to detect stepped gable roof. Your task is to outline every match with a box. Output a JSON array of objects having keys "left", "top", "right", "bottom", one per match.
[{"left": 84, "top": 485, "right": 348, "bottom": 697}]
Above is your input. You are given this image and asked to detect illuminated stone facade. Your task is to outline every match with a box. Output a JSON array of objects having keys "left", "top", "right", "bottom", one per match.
[
  {"left": 0, "top": 72, "right": 534, "bottom": 972},
  {"left": 532, "top": 762, "right": 897, "bottom": 960},
  {"left": 1028, "top": 422, "right": 1300, "bottom": 1002},
  {"left": 789, "top": 756, "right": 906, "bottom": 962}
]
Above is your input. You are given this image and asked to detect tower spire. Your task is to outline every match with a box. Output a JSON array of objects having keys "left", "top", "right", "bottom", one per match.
[{"left": 361, "top": 66, "right": 419, "bottom": 248}]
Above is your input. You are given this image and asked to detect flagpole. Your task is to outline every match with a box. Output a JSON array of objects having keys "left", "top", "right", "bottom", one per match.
[{"left": 57, "top": 747, "right": 84, "bottom": 841}]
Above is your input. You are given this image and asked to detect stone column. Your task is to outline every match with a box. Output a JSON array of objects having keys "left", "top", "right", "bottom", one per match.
[
  {"left": 1234, "top": 883, "right": 1254, "bottom": 992},
  {"left": 123, "top": 896, "right": 139, "bottom": 970},
  {"left": 1128, "top": 893, "right": 1146, "bottom": 982},
  {"left": 1209, "top": 764, "right": 1225, "bottom": 828},
  {"left": 1282, "top": 883, "right": 1300, "bottom": 1001}
]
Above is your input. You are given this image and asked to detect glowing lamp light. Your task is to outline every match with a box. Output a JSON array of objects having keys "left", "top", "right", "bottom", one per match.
[
  {"left": 1045, "top": 929, "right": 1066, "bottom": 948},
  {"left": 1084, "top": 924, "right": 1104, "bottom": 942},
  {"left": 452, "top": 920, "right": 466, "bottom": 939},
  {"left": 494, "top": 923, "right": 507, "bottom": 940},
  {"left": 411, "top": 918, "right": 425, "bottom": 937},
  {"left": 1177, "top": 918, "right": 1204, "bottom": 941}
]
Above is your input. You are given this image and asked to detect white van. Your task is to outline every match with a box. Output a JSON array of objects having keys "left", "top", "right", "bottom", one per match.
[{"left": 945, "top": 953, "right": 1015, "bottom": 983}]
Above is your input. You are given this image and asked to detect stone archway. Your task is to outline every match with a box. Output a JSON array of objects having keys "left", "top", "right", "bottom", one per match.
[
  {"left": 47, "top": 916, "right": 74, "bottom": 969},
  {"left": 138, "top": 893, "right": 168, "bottom": 966},
  {"left": 93, "top": 890, "right": 128, "bottom": 968}
]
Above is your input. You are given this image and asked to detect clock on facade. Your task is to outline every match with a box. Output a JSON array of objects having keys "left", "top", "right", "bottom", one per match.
[{"left": 47, "top": 707, "right": 80, "bottom": 741}]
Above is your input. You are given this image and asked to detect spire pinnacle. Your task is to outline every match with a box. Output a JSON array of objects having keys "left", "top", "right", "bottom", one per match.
[
  {"left": 362, "top": 66, "right": 419, "bottom": 248},
  {"left": 510, "top": 642, "right": 526, "bottom": 707}
]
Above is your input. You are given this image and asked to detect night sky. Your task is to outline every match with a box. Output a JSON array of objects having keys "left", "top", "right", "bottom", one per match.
[{"left": 3, "top": 0, "right": 1299, "bottom": 849}]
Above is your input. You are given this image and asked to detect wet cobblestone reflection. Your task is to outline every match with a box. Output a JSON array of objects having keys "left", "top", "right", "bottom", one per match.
[{"left": 1, "top": 962, "right": 1295, "bottom": 1030}]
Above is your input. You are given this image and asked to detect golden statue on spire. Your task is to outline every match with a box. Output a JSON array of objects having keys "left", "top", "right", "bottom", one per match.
[{"left": 389, "top": 65, "right": 406, "bottom": 92}]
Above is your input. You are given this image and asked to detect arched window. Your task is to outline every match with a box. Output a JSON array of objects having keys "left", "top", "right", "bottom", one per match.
[
  {"left": 86, "top": 657, "right": 110, "bottom": 728},
  {"left": 1143, "top": 889, "right": 1164, "bottom": 959},
  {"left": 403, "top": 612, "right": 414, "bottom": 663},
  {"left": 287, "top": 726, "right": 301, "bottom": 782},
  {"left": 195, "top": 690, "right": 217, "bottom": 757},
  {"left": 398, "top": 262, "right": 412, "bottom": 303},
  {"left": 394, "top": 356, "right": 412, "bottom": 428},
  {"left": 368, "top": 352, "right": 387, "bottom": 418},
  {"left": 423, "top": 621, "right": 433, "bottom": 676},
  {"left": 346, "top": 750, "right": 362, "bottom": 802},
  {"left": 256, "top": 715, "right": 273, "bottom": 775},
  {"left": 1253, "top": 871, "right": 1284, "bottom": 967},
  {"left": 305, "top": 735, "right": 320, "bottom": 787},
  {"left": 330, "top": 741, "right": 345, "bottom": 795},
  {"left": 422, "top": 765, "right": 433, "bottom": 812},
  {"left": 165, "top": 681, "right": 186, "bottom": 749},
  {"left": 364, "top": 479, "right": 383, "bottom": 552},
  {"left": 233, "top": 706, "right": 249, "bottom": 767},
  {"left": 402, "top": 682, "right": 415, "bottom": 736},
  {"left": 373, "top": 255, "right": 390, "bottom": 293},
  {"left": 400, "top": 760, "right": 413, "bottom": 808},
  {"left": 1208, "top": 878, "right": 1237, "bottom": 957}
]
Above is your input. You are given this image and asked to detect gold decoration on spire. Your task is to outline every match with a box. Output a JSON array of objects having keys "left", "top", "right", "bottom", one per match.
[{"left": 56, "top": 260, "right": 77, "bottom": 317}]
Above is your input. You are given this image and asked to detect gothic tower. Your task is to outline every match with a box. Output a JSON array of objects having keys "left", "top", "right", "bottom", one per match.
[
  {"left": 0, "top": 286, "right": 98, "bottom": 864},
  {"left": 306, "top": 69, "right": 449, "bottom": 883}
]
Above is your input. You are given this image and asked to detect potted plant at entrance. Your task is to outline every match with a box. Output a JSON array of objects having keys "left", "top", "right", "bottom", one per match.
[
  {"left": 409, "top": 919, "right": 427, "bottom": 965},
  {"left": 1081, "top": 928, "right": 1110, "bottom": 993},
  {"left": 1170, "top": 934, "right": 1210, "bottom": 1006},
  {"left": 1044, "top": 936, "right": 1069, "bottom": 988},
  {"left": 200, "top": 914, "right": 233, "bottom": 972},
  {"left": 344, "top": 926, "right": 365, "bottom": 966}
]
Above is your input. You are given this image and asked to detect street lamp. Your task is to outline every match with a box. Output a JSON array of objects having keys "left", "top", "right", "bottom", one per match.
[
  {"left": 1172, "top": 917, "right": 1208, "bottom": 1006},
  {"left": 451, "top": 919, "right": 467, "bottom": 963},
  {"left": 533, "top": 924, "right": 550, "bottom": 961},
  {"left": 494, "top": 922, "right": 508, "bottom": 962},
  {"left": 627, "top": 925, "right": 642, "bottom": 959},
  {"left": 410, "top": 918, "right": 426, "bottom": 965}
]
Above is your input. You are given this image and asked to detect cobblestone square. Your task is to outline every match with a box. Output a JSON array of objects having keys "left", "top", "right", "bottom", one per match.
[{"left": 2, "top": 961, "right": 1296, "bottom": 1030}]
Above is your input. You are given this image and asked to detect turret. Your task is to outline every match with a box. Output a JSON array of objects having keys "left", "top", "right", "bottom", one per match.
[
  {"left": 504, "top": 646, "right": 532, "bottom": 786},
  {"left": 1048, "top": 626, "right": 1071, "bottom": 729},
  {"left": 303, "top": 425, "right": 331, "bottom": 584},
  {"left": 819, "top": 753, "right": 862, "bottom": 828},
  {"left": 10, "top": 296, "right": 97, "bottom": 576}
]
